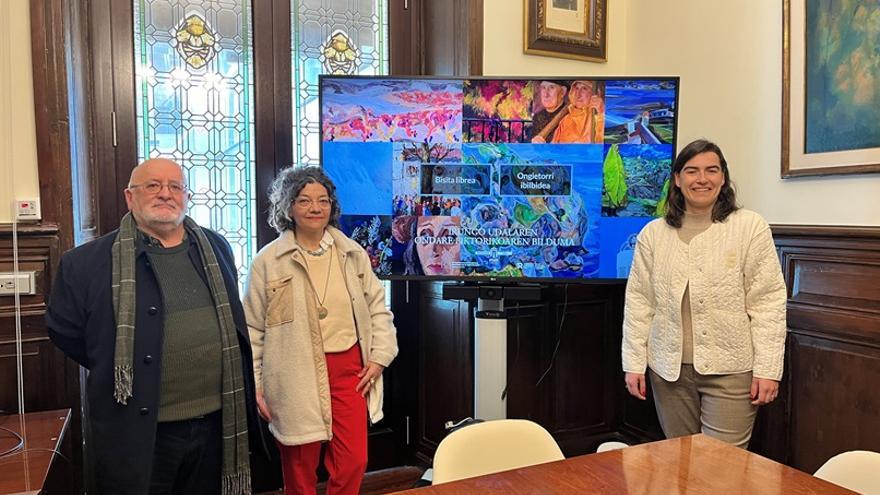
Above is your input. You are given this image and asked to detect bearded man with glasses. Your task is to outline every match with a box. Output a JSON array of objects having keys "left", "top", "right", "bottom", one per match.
[{"left": 46, "top": 158, "right": 263, "bottom": 495}]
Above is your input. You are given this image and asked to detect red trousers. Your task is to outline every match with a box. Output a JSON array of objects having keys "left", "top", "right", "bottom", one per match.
[{"left": 277, "top": 344, "right": 368, "bottom": 495}]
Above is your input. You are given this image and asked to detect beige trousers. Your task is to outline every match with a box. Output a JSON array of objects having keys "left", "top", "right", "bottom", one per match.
[{"left": 648, "top": 365, "right": 758, "bottom": 449}]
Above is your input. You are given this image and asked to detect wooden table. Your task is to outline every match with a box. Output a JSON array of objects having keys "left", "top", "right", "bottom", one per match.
[
  {"left": 393, "top": 434, "right": 855, "bottom": 494},
  {"left": 0, "top": 409, "right": 71, "bottom": 495}
]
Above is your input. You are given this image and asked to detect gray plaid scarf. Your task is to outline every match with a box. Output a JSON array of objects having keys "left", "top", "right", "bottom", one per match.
[{"left": 111, "top": 213, "right": 251, "bottom": 494}]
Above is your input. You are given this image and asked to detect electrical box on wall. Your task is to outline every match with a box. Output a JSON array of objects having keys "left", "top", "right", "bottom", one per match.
[
  {"left": 15, "top": 199, "right": 41, "bottom": 221},
  {"left": 0, "top": 272, "right": 36, "bottom": 296}
]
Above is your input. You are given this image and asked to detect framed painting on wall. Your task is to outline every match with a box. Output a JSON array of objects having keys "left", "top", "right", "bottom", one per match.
[
  {"left": 782, "top": 0, "right": 880, "bottom": 177},
  {"left": 523, "top": 0, "right": 607, "bottom": 62}
]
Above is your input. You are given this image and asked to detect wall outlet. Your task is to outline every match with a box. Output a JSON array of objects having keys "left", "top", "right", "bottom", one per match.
[
  {"left": 0, "top": 272, "right": 36, "bottom": 296},
  {"left": 16, "top": 199, "right": 41, "bottom": 221}
]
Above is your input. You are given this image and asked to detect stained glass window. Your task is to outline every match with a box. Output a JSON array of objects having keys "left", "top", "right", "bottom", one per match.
[
  {"left": 291, "top": 0, "right": 389, "bottom": 166},
  {"left": 134, "top": 0, "right": 256, "bottom": 285}
]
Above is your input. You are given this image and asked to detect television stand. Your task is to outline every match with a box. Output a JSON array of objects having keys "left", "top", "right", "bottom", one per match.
[
  {"left": 443, "top": 283, "right": 542, "bottom": 420},
  {"left": 474, "top": 297, "right": 507, "bottom": 419}
]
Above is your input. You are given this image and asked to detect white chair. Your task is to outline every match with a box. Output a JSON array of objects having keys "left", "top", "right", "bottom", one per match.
[
  {"left": 814, "top": 450, "right": 880, "bottom": 494},
  {"left": 431, "top": 419, "right": 564, "bottom": 484},
  {"left": 596, "top": 441, "right": 629, "bottom": 453}
]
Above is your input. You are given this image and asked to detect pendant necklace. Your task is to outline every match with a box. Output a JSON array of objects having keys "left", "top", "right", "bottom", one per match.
[{"left": 302, "top": 247, "right": 332, "bottom": 320}]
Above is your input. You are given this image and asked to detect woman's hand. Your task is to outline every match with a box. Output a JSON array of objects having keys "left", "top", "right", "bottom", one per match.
[
  {"left": 256, "top": 389, "right": 272, "bottom": 421},
  {"left": 750, "top": 377, "right": 779, "bottom": 405},
  {"left": 356, "top": 361, "right": 385, "bottom": 397},
  {"left": 625, "top": 372, "right": 647, "bottom": 400}
]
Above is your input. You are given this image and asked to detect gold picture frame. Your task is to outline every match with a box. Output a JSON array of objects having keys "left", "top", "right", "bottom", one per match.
[
  {"left": 782, "top": 0, "right": 880, "bottom": 177},
  {"left": 523, "top": 0, "right": 607, "bottom": 63}
]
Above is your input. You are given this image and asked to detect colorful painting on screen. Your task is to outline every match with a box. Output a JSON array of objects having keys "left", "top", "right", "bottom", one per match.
[
  {"left": 322, "top": 78, "right": 462, "bottom": 143},
  {"left": 320, "top": 76, "right": 679, "bottom": 280}
]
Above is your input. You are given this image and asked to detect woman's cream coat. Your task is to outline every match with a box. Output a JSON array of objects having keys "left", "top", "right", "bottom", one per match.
[
  {"left": 622, "top": 209, "right": 787, "bottom": 382},
  {"left": 243, "top": 227, "right": 398, "bottom": 446}
]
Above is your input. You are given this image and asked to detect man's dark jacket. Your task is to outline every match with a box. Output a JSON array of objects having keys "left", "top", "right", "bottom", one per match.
[{"left": 46, "top": 228, "right": 262, "bottom": 494}]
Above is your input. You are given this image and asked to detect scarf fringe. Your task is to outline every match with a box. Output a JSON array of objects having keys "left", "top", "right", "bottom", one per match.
[
  {"left": 222, "top": 469, "right": 252, "bottom": 495},
  {"left": 113, "top": 364, "right": 133, "bottom": 404}
]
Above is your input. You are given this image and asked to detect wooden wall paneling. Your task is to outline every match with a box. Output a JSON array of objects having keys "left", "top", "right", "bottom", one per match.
[
  {"left": 28, "top": 0, "right": 86, "bottom": 490},
  {"left": 29, "top": 0, "right": 74, "bottom": 248},
  {"left": 0, "top": 226, "right": 58, "bottom": 317},
  {"left": 108, "top": 1, "right": 138, "bottom": 226},
  {"left": 785, "top": 252, "right": 880, "bottom": 344},
  {"left": 388, "top": 280, "right": 423, "bottom": 464},
  {"left": 504, "top": 283, "right": 663, "bottom": 455},
  {"left": 543, "top": 284, "right": 638, "bottom": 455},
  {"left": 619, "top": 384, "right": 664, "bottom": 444},
  {"left": 394, "top": 0, "right": 487, "bottom": 470},
  {"left": 421, "top": 0, "right": 483, "bottom": 76},
  {"left": 0, "top": 226, "right": 64, "bottom": 414},
  {"left": 504, "top": 301, "right": 551, "bottom": 425},
  {"left": 755, "top": 225, "right": 880, "bottom": 471},
  {"left": 253, "top": 0, "right": 292, "bottom": 249},
  {"left": 363, "top": 278, "right": 414, "bottom": 471},
  {"left": 412, "top": 279, "right": 662, "bottom": 463},
  {"left": 67, "top": 0, "right": 139, "bottom": 235},
  {"left": 0, "top": 228, "right": 58, "bottom": 419},
  {"left": 422, "top": 0, "right": 455, "bottom": 76},
  {"left": 85, "top": 0, "right": 125, "bottom": 235},
  {"left": 551, "top": 298, "right": 613, "bottom": 451},
  {"left": 416, "top": 282, "right": 473, "bottom": 461},
  {"left": 788, "top": 333, "right": 880, "bottom": 473},
  {"left": 465, "top": 0, "right": 484, "bottom": 76},
  {"left": 389, "top": 0, "right": 423, "bottom": 76},
  {"left": 65, "top": 0, "right": 99, "bottom": 245},
  {"left": 408, "top": 224, "right": 880, "bottom": 471},
  {"left": 748, "top": 345, "right": 790, "bottom": 463}
]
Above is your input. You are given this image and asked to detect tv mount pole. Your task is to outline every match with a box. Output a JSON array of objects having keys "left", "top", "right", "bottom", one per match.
[{"left": 443, "top": 283, "right": 542, "bottom": 420}]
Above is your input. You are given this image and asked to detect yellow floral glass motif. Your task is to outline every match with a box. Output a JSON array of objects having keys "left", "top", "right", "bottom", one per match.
[
  {"left": 174, "top": 14, "right": 217, "bottom": 69},
  {"left": 321, "top": 30, "right": 359, "bottom": 75}
]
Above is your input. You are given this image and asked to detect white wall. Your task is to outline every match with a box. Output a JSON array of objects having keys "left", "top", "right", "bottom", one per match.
[
  {"left": 484, "top": 0, "right": 628, "bottom": 75},
  {"left": 0, "top": 0, "right": 40, "bottom": 224},
  {"left": 484, "top": 0, "right": 880, "bottom": 226}
]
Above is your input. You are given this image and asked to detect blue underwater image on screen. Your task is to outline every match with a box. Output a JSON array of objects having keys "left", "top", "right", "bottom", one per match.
[
  {"left": 323, "top": 142, "right": 393, "bottom": 215},
  {"left": 455, "top": 144, "right": 602, "bottom": 279},
  {"left": 320, "top": 76, "right": 679, "bottom": 281}
]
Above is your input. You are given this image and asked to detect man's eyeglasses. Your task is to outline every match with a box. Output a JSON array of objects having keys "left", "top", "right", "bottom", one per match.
[
  {"left": 293, "top": 197, "right": 332, "bottom": 209},
  {"left": 128, "top": 181, "right": 188, "bottom": 195}
]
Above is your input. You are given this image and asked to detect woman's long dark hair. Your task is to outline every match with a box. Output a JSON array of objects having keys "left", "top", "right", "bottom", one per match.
[{"left": 664, "top": 139, "right": 739, "bottom": 228}]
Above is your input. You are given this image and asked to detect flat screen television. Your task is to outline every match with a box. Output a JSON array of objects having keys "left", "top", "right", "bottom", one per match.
[{"left": 319, "top": 76, "right": 679, "bottom": 282}]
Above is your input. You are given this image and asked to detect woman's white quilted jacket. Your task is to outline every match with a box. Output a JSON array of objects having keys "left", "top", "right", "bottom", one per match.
[{"left": 622, "top": 209, "right": 787, "bottom": 381}]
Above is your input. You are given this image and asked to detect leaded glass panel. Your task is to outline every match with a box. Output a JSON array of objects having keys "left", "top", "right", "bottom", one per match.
[
  {"left": 291, "top": 0, "right": 389, "bottom": 167},
  {"left": 134, "top": 0, "right": 256, "bottom": 285}
]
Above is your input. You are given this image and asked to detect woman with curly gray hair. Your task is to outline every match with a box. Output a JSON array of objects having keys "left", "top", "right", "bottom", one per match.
[{"left": 243, "top": 166, "right": 398, "bottom": 495}]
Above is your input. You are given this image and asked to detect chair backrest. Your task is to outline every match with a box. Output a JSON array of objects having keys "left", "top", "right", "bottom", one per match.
[
  {"left": 432, "top": 419, "right": 564, "bottom": 484},
  {"left": 596, "top": 441, "right": 629, "bottom": 453},
  {"left": 814, "top": 450, "right": 880, "bottom": 494}
]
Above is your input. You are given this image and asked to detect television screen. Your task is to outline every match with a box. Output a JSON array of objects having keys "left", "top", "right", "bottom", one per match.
[{"left": 320, "top": 76, "right": 679, "bottom": 281}]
